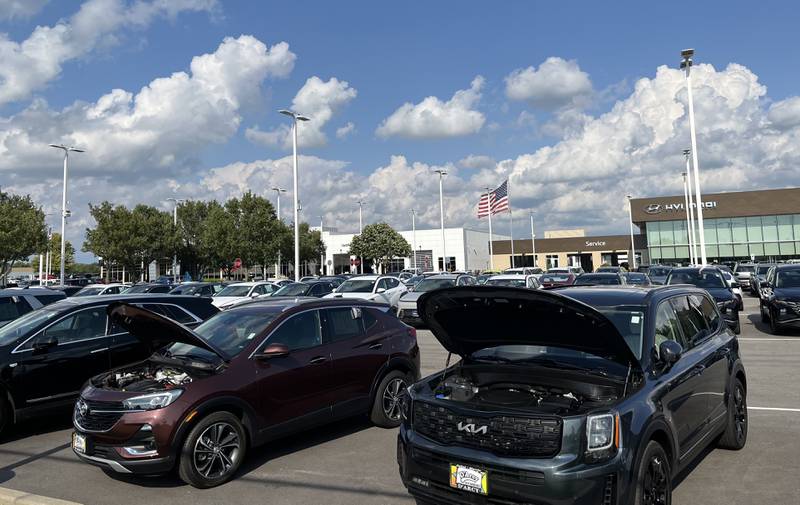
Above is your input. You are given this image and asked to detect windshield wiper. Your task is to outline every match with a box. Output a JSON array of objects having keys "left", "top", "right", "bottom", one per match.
[{"left": 469, "top": 355, "right": 516, "bottom": 364}]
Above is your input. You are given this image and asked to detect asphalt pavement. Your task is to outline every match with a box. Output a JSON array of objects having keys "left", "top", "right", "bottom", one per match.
[{"left": 0, "top": 295, "right": 797, "bottom": 504}]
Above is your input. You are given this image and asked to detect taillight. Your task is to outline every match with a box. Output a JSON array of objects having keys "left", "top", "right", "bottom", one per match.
[{"left": 407, "top": 326, "right": 417, "bottom": 339}]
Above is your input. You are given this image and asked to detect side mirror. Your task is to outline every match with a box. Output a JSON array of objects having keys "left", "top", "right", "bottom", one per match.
[
  {"left": 376, "top": 287, "right": 387, "bottom": 294},
  {"left": 32, "top": 335, "right": 58, "bottom": 353},
  {"left": 256, "top": 343, "right": 290, "bottom": 359},
  {"left": 658, "top": 340, "right": 683, "bottom": 367},
  {"left": 250, "top": 292, "right": 260, "bottom": 298}
]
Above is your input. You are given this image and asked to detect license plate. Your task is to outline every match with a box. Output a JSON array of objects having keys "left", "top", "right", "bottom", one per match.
[
  {"left": 450, "top": 464, "right": 488, "bottom": 495},
  {"left": 72, "top": 433, "right": 87, "bottom": 454}
]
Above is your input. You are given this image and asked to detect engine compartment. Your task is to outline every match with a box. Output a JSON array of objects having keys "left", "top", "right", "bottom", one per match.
[
  {"left": 431, "top": 364, "right": 624, "bottom": 415},
  {"left": 93, "top": 360, "right": 211, "bottom": 392}
]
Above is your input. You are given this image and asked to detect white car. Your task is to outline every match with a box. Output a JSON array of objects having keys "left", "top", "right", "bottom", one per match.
[
  {"left": 503, "top": 267, "right": 544, "bottom": 279},
  {"left": 484, "top": 274, "right": 541, "bottom": 289},
  {"left": 212, "top": 281, "right": 279, "bottom": 309},
  {"left": 720, "top": 270, "right": 744, "bottom": 310},
  {"left": 73, "top": 283, "right": 127, "bottom": 297},
  {"left": 323, "top": 275, "right": 407, "bottom": 309}
]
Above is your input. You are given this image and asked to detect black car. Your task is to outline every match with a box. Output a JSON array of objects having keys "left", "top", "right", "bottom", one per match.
[
  {"left": 168, "top": 282, "right": 227, "bottom": 297},
  {"left": 751, "top": 263, "right": 776, "bottom": 296},
  {"left": 51, "top": 285, "right": 84, "bottom": 297},
  {"left": 624, "top": 272, "right": 652, "bottom": 286},
  {"left": 397, "top": 286, "right": 747, "bottom": 505},
  {"left": 123, "top": 283, "right": 174, "bottom": 294},
  {"left": 0, "top": 295, "right": 218, "bottom": 433},
  {"left": 759, "top": 264, "right": 800, "bottom": 334},
  {"left": 270, "top": 281, "right": 336, "bottom": 298},
  {"left": 647, "top": 266, "right": 673, "bottom": 286},
  {"left": 574, "top": 273, "right": 627, "bottom": 286},
  {"left": 666, "top": 267, "right": 741, "bottom": 334}
]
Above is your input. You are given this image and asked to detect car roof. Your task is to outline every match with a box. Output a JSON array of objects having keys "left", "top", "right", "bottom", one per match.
[
  {"left": 670, "top": 266, "right": 723, "bottom": 273},
  {"left": 349, "top": 275, "right": 380, "bottom": 280},
  {"left": 555, "top": 285, "right": 700, "bottom": 306},
  {"left": 229, "top": 296, "right": 389, "bottom": 313},
  {"left": 0, "top": 287, "right": 65, "bottom": 296},
  {"left": 38, "top": 293, "right": 209, "bottom": 310},
  {"left": 775, "top": 264, "right": 800, "bottom": 271},
  {"left": 83, "top": 283, "right": 123, "bottom": 288},
  {"left": 581, "top": 272, "right": 621, "bottom": 277},
  {"left": 488, "top": 274, "right": 530, "bottom": 280},
  {"left": 226, "top": 281, "right": 269, "bottom": 287}
]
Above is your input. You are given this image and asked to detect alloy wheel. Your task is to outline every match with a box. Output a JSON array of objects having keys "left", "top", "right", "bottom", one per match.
[
  {"left": 734, "top": 384, "right": 748, "bottom": 443},
  {"left": 382, "top": 377, "right": 407, "bottom": 421},
  {"left": 193, "top": 422, "right": 241, "bottom": 479},
  {"left": 642, "top": 455, "right": 668, "bottom": 505}
]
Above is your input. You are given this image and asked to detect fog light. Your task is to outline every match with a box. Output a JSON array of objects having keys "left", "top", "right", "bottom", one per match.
[
  {"left": 140, "top": 424, "right": 152, "bottom": 432},
  {"left": 121, "top": 446, "right": 158, "bottom": 457}
]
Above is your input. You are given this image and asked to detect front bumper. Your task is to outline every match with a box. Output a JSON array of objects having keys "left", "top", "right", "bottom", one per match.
[
  {"left": 398, "top": 427, "right": 625, "bottom": 505},
  {"left": 72, "top": 431, "right": 175, "bottom": 475},
  {"left": 771, "top": 303, "right": 800, "bottom": 327}
]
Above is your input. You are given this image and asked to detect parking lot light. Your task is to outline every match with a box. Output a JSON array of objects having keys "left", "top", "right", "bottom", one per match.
[
  {"left": 681, "top": 152, "right": 697, "bottom": 265},
  {"left": 272, "top": 187, "right": 287, "bottom": 277},
  {"left": 356, "top": 200, "right": 366, "bottom": 274},
  {"left": 434, "top": 169, "right": 448, "bottom": 271},
  {"left": 529, "top": 212, "right": 536, "bottom": 268},
  {"left": 410, "top": 209, "right": 417, "bottom": 272},
  {"left": 680, "top": 49, "right": 707, "bottom": 265},
  {"left": 278, "top": 110, "right": 310, "bottom": 281},
  {"left": 627, "top": 195, "right": 636, "bottom": 270},
  {"left": 167, "top": 198, "right": 186, "bottom": 283},
  {"left": 48, "top": 143, "right": 84, "bottom": 286}
]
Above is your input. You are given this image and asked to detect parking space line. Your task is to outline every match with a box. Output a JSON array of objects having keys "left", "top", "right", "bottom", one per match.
[
  {"left": 748, "top": 407, "right": 800, "bottom": 412},
  {"left": 738, "top": 338, "right": 800, "bottom": 341}
]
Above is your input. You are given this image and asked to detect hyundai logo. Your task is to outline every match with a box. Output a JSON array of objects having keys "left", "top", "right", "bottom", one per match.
[
  {"left": 77, "top": 399, "right": 89, "bottom": 417},
  {"left": 644, "top": 203, "right": 663, "bottom": 214},
  {"left": 457, "top": 422, "right": 488, "bottom": 435}
]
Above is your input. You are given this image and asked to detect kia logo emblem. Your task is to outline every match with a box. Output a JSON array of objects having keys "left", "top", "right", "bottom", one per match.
[
  {"left": 457, "top": 421, "right": 488, "bottom": 435},
  {"left": 644, "top": 204, "right": 663, "bottom": 214}
]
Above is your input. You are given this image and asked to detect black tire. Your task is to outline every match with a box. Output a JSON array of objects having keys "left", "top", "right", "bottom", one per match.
[
  {"left": 769, "top": 310, "right": 782, "bottom": 335},
  {"left": 0, "top": 394, "right": 12, "bottom": 436},
  {"left": 733, "top": 313, "right": 741, "bottom": 335},
  {"left": 632, "top": 440, "right": 672, "bottom": 505},
  {"left": 370, "top": 370, "right": 410, "bottom": 428},
  {"left": 178, "top": 412, "right": 247, "bottom": 488},
  {"left": 760, "top": 303, "right": 767, "bottom": 323},
  {"left": 718, "top": 377, "right": 747, "bottom": 450}
]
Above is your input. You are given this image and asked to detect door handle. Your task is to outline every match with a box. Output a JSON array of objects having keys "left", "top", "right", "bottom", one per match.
[
  {"left": 368, "top": 342, "right": 383, "bottom": 350},
  {"left": 90, "top": 347, "right": 109, "bottom": 354},
  {"left": 691, "top": 364, "right": 706, "bottom": 376},
  {"left": 309, "top": 356, "right": 327, "bottom": 365}
]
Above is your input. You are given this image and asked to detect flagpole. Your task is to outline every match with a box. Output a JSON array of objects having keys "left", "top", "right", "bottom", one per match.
[
  {"left": 508, "top": 180, "right": 514, "bottom": 269},
  {"left": 485, "top": 187, "right": 494, "bottom": 271}
]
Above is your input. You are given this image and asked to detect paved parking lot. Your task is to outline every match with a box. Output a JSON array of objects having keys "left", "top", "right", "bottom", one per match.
[{"left": 0, "top": 294, "right": 797, "bottom": 504}]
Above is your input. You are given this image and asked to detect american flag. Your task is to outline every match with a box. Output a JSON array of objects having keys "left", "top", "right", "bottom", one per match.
[{"left": 477, "top": 180, "right": 509, "bottom": 217}]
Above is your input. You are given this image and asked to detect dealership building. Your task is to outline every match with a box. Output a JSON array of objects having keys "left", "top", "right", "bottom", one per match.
[{"left": 631, "top": 187, "right": 800, "bottom": 264}]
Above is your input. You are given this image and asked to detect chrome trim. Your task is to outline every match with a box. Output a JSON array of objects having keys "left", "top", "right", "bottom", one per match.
[
  {"left": 90, "top": 347, "right": 109, "bottom": 354},
  {"left": 74, "top": 452, "right": 133, "bottom": 474},
  {"left": 27, "top": 390, "right": 80, "bottom": 404}
]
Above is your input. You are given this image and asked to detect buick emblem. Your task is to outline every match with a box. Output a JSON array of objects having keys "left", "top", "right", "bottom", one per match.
[
  {"left": 77, "top": 400, "right": 89, "bottom": 417},
  {"left": 644, "top": 203, "right": 663, "bottom": 214}
]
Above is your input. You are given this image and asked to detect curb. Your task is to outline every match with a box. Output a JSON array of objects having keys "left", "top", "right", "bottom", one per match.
[{"left": 0, "top": 488, "right": 82, "bottom": 505}]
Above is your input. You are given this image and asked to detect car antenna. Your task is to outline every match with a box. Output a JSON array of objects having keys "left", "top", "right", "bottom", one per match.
[{"left": 622, "top": 362, "right": 632, "bottom": 396}]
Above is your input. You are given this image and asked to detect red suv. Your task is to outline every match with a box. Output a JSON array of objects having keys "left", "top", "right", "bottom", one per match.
[{"left": 72, "top": 298, "right": 419, "bottom": 488}]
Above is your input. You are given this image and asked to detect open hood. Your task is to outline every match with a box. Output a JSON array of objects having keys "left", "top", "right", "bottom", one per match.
[
  {"left": 107, "top": 302, "right": 228, "bottom": 360},
  {"left": 417, "top": 287, "right": 641, "bottom": 369}
]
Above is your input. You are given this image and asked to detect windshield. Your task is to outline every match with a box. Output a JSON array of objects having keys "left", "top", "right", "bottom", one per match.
[
  {"left": 756, "top": 265, "right": 773, "bottom": 275},
  {"left": 735, "top": 265, "right": 755, "bottom": 273},
  {"left": 776, "top": 270, "right": 800, "bottom": 288},
  {"left": 74, "top": 287, "right": 103, "bottom": 297},
  {"left": 0, "top": 308, "right": 62, "bottom": 346},
  {"left": 667, "top": 270, "right": 727, "bottom": 288},
  {"left": 414, "top": 278, "right": 457, "bottom": 292},
  {"left": 123, "top": 285, "right": 151, "bottom": 294},
  {"left": 273, "top": 283, "right": 310, "bottom": 296},
  {"left": 485, "top": 278, "right": 527, "bottom": 287},
  {"left": 625, "top": 273, "right": 649, "bottom": 284},
  {"left": 336, "top": 279, "right": 376, "bottom": 293},
  {"left": 575, "top": 275, "right": 621, "bottom": 285},
  {"left": 216, "top": 285, "right": 251, "bottom": 297},
  {"left": 542, "top": 274, "right": 571, "bottom": 283},
  {"left": 648, "top": 267, "right": 671, "bottom": 277},
  {"left": 182, "top": 285, "right": 208, "bottom": 296},
  {"left": 165, "top": 308, "right": 281, "bottom": 360}
]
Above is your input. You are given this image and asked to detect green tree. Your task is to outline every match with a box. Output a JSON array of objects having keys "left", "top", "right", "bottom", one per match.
[
  {"left": 0, "top": 191, "right": 47, "bottom": 285},
  {"left": 31, "top": 233, "right": 75, "bottom": 273},
  {"left": 176, "top": 200, "right": 216, "bottom": 280},
  {"left": 349, "top": 223, "right": 410, "bottom": 272}
]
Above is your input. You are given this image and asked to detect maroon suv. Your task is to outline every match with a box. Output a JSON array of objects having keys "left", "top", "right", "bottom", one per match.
[{"left": 72, "top": 298, "right": 419, "bottom": 488}]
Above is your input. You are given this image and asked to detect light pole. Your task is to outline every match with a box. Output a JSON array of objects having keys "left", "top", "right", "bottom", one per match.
[
  {"left": 682, "top": 149, "right": 698, "bottom": 264},
  {"left": 356, "top": 199, "right": 366, "bottom": 274},
  {"left": 272, "top": 186, "right": 287, "bottom": 278},
  {"left": 319, "top": 215, "right": 325, "bottom": 276},
  {"left": 529, "top": 212, "right": 536, "bottom": 268},
  {"left": 48, "top": 143, "right": 84, "bottom": 286},
  {"left": 485, "top": 186, "right": 494, "bottom": 271},
  {"left": 279, "top": 109, "right": 310, "bottom": 281},
  {"left": 410, "top": 209, "right": 417, "bottom": 272},
  {"left": 681, "top": 49, "right": 707, "bottom": 265},
  {"left": 167, "top": 198, "right": 185, "bottom": 283},
  {"left": 682, "top": 171, "right": 695, "bottom": 265},
  {"left": 434, "top": 169, "right": 448, "bottom": 271},
  {"left": 627, "top": 195, "right": 637, "bottom": 270}
]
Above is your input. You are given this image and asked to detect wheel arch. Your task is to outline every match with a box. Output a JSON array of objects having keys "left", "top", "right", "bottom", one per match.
[
  {"left": 174, "top": 396, "right": 261, "bottom": 451},
  {"left": 637, "top": 418, "right": 678, "bottom": 474},
  {"left": 368, "top": 356, "right": 417, "bottom": 404}
]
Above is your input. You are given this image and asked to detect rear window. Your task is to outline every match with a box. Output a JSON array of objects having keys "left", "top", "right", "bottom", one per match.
[
  {"left": 666, "top": 270, "right": 726, "bottom": 289},
  {"left": 541, "top": 274, "right": 571, "bottom": 282}
]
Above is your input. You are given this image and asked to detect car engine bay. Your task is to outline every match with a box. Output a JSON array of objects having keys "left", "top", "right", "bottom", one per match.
[{"left": 93, "top": 361, "right": 210, "bottom": 392}]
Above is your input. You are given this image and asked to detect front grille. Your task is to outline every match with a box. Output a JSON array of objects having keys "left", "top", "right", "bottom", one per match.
[
  {"left": 74, "top": 399, "right": 125, "bottom": 432},
  {"left": 413, "top": 401, "right": 562, "bottom": 458},
  {"left": 413, "top": 447, "right": 545, "bottom": 486}
]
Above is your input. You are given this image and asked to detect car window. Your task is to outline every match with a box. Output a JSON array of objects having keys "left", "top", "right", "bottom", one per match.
[
  {"left": 376, "top": 279, "right": 389, "bottom": 291},
  {"left": 0, "top": 296, "right": 33, "bottom": 324},
  {"left": 776, "top": 269, "right": 800, "bottom": 288},
  {"left": 268, "top": 310, "right": 322, "bottom": 351},
  {"left": 156, "top": 304, "right": 198, "bottom": 324},
  {"left": 363, "top": 308, "right": 380, "bottom": 331},
  {"left": 527, "top": 277, "right": 539, "bottom": 288},
  {"left": 323, "top": 307, "right": 364, "bottom": 343},
  {"left": 670, "top": 296, "right": 708, "bottom": 347},
  {"left": 42, "top": 307, "right": 107, "bottom": 344},
  {"left": 388, "top": 278, "right": 400, "bottom": 288},
  {"left": 654, "top": 300, "right": 685, "bottom": 358},
  {"left": 308, "top": 284, "right": 322, "bottom": 296},
  {"left": 105, "top": 286, "right": 121, "bottom": 295},
  {"left": 33, "top": 294, "right": 66, "bottom": 305},
  {"left": 692, "top": 294, "right": 721, "bottom": 332}
]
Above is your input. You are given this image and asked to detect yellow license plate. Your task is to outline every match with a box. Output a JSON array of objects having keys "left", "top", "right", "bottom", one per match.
[
  {"left": 72, "top": 433, "right": 86, "bottom": 454},
  {"left": 450, "top": 464, "right": 488, "bottom": 495}
]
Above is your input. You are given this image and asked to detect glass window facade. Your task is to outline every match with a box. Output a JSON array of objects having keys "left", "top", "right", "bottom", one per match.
[{"left": 646, "top": 214, "right": 800, "bottom": 262}]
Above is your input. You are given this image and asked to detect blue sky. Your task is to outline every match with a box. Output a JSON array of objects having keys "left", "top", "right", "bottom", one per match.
[{"left": 2, "top": 0, "right": 800, "bottom": 262}]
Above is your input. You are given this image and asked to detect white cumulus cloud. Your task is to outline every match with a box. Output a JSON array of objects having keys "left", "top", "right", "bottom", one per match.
[
  {"left": 0, "top": 0, "right": 50, "bottom": 20},
  {"left": 336, "top": 122, "right": 355, "bottom": 139},
  {"left": 245, "top": 76, "right": 357, "bottom": 149},
  {"left": 0, "top": 0, "right": 220, "bottom": 106},
  {"left": 376, "top": 76, "right": 486, "bottom": 139},
  {"left": 505, "top": 57, "right": 593, "bottom": 109}
]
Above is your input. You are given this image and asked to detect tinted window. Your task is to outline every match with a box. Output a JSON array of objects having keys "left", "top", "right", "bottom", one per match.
[
  {"left": 693, "top": 294, "right": 721, "bottom": 332},
  {"left": 336, "top": 279, "right": 376, "bottom": 293},
  {"left": 42, "top": 307, "right": 107, "bottom": 344},
  {"left": 158, "top": 304, "right": 198, "bottom": 324},
  {"left": 776, "top": 269, "right": 800, "bottom": 288},
  {"left": 273, "top": 283, "right": 310, "bottom": 296},
  {"left": 363, "top": 308, "right": 380, "bottom": 331},
  {"left": 33, "top": 294, "right": 66, "bottom": 305},
  {"left": 376, "top": 279, "right": 390, "bottom": 291},
  {"left": 0, "top": 296, "right": 33, "bottom": 323},
  {"left": 324, "top": 308, "right": 364, "bottom": 342},
  {"left": 104, "top": 286, "right": 121, "bottom": 295},
  {"left": 150, "top": 285, "right": 172, "bottom": 293},
  {"left": 670, "top": 296, "right": 708, "bottom": 347},
  {"left": 654, "top": 301, "right": 685, "bottom": 358},
  {"left": 268, "top": 310, "right": 322, "bottom": 351},
  {"left": 666, "top": 270, "right": 727, "bottom": 289},
  {"left": 169, "top": 308, "right": 281, "bottom": 359}
]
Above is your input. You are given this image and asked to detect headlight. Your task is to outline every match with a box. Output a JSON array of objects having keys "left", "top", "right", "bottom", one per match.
[
  {"left": 587, "top": 413, "right": 615, "bottom": 451},
  {"left": 123, "top": 389, "right": 183, "bottom": 411}
]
